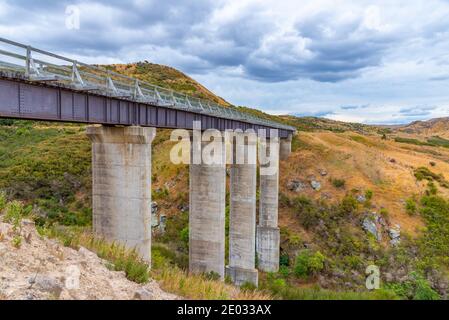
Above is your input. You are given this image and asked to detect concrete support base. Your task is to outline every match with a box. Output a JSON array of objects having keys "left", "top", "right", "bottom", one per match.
[
  {"left": 227, "top": 132, "right": 258, "bottom": 286},
  {"left": 226, "top": 266, "right": 259, "bottom": 287},
  {"left": 87, "top": 125, "right": 156, "bottom": 263},
  {"left": 189, "top": 139, "right": 226, "bottom": 279},
  {"left": 280, "top": 134, "right": 293, "bottom": 161},
  {"left": 257, "top": 138, "right": 280, "bottom": 272},
  {"left": 256, "top": 226, "right": 280, "bottom": 272}
]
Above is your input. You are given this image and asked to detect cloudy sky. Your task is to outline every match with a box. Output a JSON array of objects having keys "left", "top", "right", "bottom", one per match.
[{"left": 1, "top": 0, "right": 449, "bottom": 124}]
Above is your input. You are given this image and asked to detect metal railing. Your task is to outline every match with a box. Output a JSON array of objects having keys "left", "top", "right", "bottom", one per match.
[{"left": 0, "top": 37, "right": 295, "bottom": 131}]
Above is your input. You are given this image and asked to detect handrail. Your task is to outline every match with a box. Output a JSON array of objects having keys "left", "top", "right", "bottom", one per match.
[{"left": 0, "top": 37, "right": 295, "bottom": 131}]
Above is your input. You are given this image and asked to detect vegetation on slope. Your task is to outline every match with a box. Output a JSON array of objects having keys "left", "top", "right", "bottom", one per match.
[{"left": 106, "top": 62, "right": 230, "bottom": 106}]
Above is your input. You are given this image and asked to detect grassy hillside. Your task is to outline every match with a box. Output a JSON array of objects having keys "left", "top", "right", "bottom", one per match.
[
  {"left": 0, "top": 61, "right": 448, "bottom": 300},
  {"left": 105, "top": 62, "right": 230, "bottom": 106}
]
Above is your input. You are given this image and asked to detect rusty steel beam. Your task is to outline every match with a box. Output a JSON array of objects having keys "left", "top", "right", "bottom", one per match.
[{"left": 0, "top": 75, "right": 292, "bottom": 138}]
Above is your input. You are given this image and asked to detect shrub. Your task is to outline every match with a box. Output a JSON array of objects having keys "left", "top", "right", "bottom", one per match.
[
  {"left": 279, "top": 265, "right": 291, "bottom": 278},
  {"left": 387, "top": 273, "right": 440, "bottom": 300},
  {"left": 380, "top": 208, "right": 389, "bottom": 220},
  {"left": 365, "top": 190, "right": 374, "bottom": 201},
  {"left": 294, "top": 250, "right": 326, "bottom": 278},
  {"left": 279, "top": 253, "right": 290, "bottom": 266},
  {"left": 279, "top": 192, "right": 291, "bottom": 207},
  {"left": 0, "top": 191, "right": 7, "bottom": 211},
  {"left": 180, "top": 227, "right": 189, "bottom": 247},
  {"left": 414, "top": 167, "right": 449, "bottom": 189},
  {"left": 293, "top": 196, "right": 321, "bottom": 229},
  {"left": 153, "top": 187, "right": 169, "bottom": 200},
  {"left": 427, "top": 181, "right": 438, "bottom": 195},
  {"left": 3, "top": 201, "right": 26, "bottom": 231},
  {"left": 405, "top": 198, "right": 417, "bottom": 216},
  {"left": 340, "top": 195, "right": 358, "bottom": 215},
  {"left": 331, "top": 178, "right": 346, "bottom": 189},
  {"left": 413, "top": 274, "right": 440, "bottom": 300}
]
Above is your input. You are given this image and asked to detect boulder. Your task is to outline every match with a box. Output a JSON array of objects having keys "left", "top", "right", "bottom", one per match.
[
  {"left": 319, "top": 169, "right": 328, "bottom": 176},
  {"left": 133, "top": 288, "right": 154, "bottom": 300},
  {"left": 287, "top": 180, "right": 306, "bottom": 192},
  {"left": 362, "top": 216, "right": 382, "bottom": 241},
  {"left": 311, "top": 180, "right": 321, "bottom": 191},
  {"left": 159, "top": 215, "right": 167, "bottom": 233},
  {"left": 151, "top": 202, "right": 158, "bottom": 215},
  {"left": 177, "top": 204, "right": 189, "bottom": 213},
  {"left": 34, "top": 275, "right": 63, "bottom": 298},
  {"left": 388, "top": 225, "right": 401, "bottom": 246}
]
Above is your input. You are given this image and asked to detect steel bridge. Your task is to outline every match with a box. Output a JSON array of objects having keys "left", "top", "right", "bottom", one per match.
[{"left": 0, "top": 38, "right": 295, "bottom": 137}]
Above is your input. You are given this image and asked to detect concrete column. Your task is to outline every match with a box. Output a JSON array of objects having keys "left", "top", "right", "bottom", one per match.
[
  {"left": 86, "top": 125, "right": 156, "bottom": 263},
  {"left": 257, "top": 138, "right": 280, "bottom": 272},
  {"left": 280, "top": 134, "right": 293, "bottom": 161},
  {"left": 226, "top": 133, "right": 258, "bottom": 286},
  {"left": 189, "top": 135, "right": 226, "bottom": 279}
]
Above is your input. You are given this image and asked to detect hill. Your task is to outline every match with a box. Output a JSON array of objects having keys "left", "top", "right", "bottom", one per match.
[
  {"left": 397, "top": 117, "right": 449, "bottom": 138},
  {"left": 0, "top": 61, "right": 448, "bottom": 300},
  {"left": 106, "top": 62, "right": 230, "bottom": 106}
]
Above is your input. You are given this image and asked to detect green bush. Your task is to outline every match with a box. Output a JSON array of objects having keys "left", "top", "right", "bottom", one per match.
[
  {"left": 294, "top": 250, "right": 326, "bottom": 278},
  {"left": 0, "top": 191, "right": 7, "bottom": 211},
  {"left": 387, "top": 273, "right": 440, "bottom": 300},
  {"left": 365, "top": 190, "right": 373, "bottom": 201},
  {"left": 417, "top": 195, "right": 449, "bottom": 268},
  {"left": 180, "top": 227, "right": 189, "bottom": 247},
  {"left": 380, "top": 208, "right": 389, "bottom": 220},
  {"left": 414, "top": 167, "right": 449, "bottom": 189},
  {"left": 340, "top": 195, "right": 358, "bottom": 214},
  {"left": 427, "top": 181, "right": 438, "bottom": 195},
  {"left": 279, "top": 265, "right": 291, "bottom": 278},
  {"left": 293, "top": 196, "right": 321, "bottom": 229},
  {"left": 279, "top": 253, "right": 290, "bottom": 266},
  {"left": 405, "top": 198, "right": 417, "bottom": 216},
  {"left": 331, "top": 178, "right": 346, "bottom": 189},
  {"left": 3, "top": 201, "right": 26, "bottom": 230}
]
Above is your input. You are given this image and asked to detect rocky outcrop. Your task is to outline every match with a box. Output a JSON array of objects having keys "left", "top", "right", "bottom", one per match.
[{"left": 0, "top": 218, "right": 178, "bottom": 300}]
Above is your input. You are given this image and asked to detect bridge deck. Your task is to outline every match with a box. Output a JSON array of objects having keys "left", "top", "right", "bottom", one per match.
[{"left": 0, "top": 38, "right": 295, "bottom": 137}]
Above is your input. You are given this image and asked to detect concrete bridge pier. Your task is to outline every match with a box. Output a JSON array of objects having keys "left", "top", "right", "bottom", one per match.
[
  {"left": 257, "top": 137, "right": 280, "bottom": 272},
  {"left": 189, "top": 135, "right": 226, "bottom": 279},
  {"left": 280, "top": 133, "right": 293, "bottom": 160},
  {"left": 226, "top": 132, "right": 258, "bottom": 286},
  {"left": 87, "top": 125, "right": 156, "bottom": 263}
]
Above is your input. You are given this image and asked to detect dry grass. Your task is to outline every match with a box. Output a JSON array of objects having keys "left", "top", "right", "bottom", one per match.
[
  {"left": 44, "top": 226, "right": 271, "bottom": 300},
  {"left": 152, "top": 267, "right": 272, "bottom": 300},
  {"left": 278, "top": 131, "right": 449, "bottom": 236}
]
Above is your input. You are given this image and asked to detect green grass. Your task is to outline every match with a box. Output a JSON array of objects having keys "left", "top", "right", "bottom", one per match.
[
  {"left": 0, "top": 122, "right": 91, "bottom": 226},
  {"left": 394, "top": 137, "right": 432, "bottom": 146},
  {"left": 331, "top": 178, "right": 346, "bottom": 189},
  {"left": 426, "top": 136, "right": 449, "bottom": 148},
  {"left": 416, "top": 195, "right": 449, "bottom": 270},
  {"left": 261, "top": 275, "right": 399, "bottom": 300},
  {"left": 395, "top": 136, "right": 449, "bottom": 149}
]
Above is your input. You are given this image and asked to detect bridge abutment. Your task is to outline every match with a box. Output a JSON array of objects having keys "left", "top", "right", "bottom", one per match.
[
  {"left": 226, "top": 132, "right": 258, "bottom": 286},
  {"left": 189, "top": 135, "right": 226, "bottom": 279},
  {"left": 257, "top": 138, "right": 280, "bottom": 272},
  {"left": 86, "top": 125, "right": 156, "bottom": 263}
]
